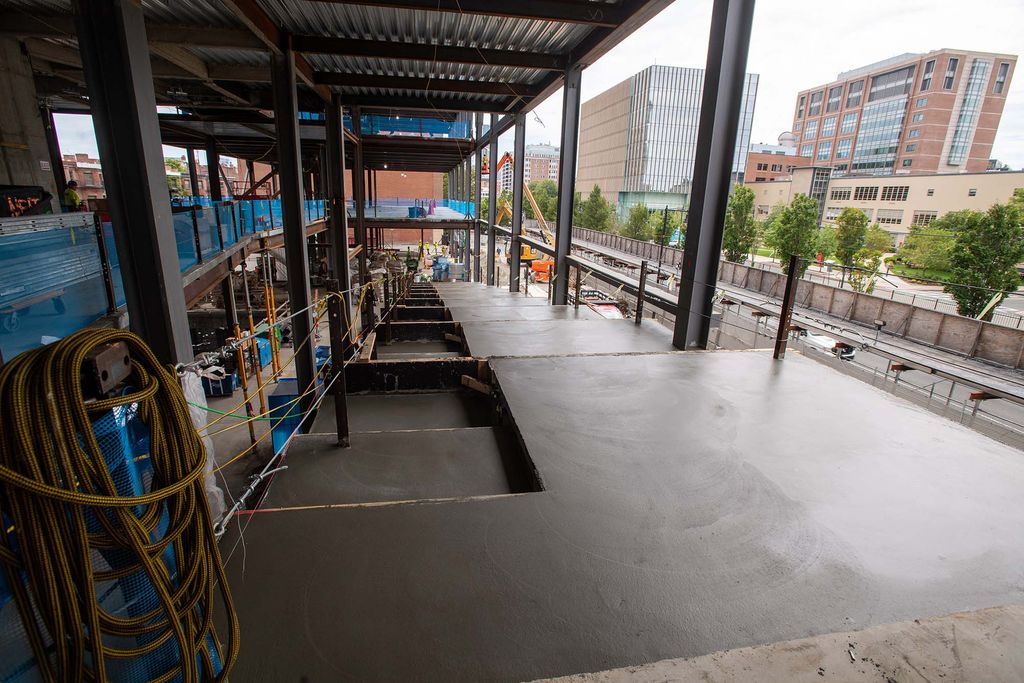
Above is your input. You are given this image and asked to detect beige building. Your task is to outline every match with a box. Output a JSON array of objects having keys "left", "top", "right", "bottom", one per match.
[
  {"left": 747, "top": 168, "right": 1024, "bottom": 245},
  {"left": 576, "top": 78, "right": 633, "bottom": 202}
]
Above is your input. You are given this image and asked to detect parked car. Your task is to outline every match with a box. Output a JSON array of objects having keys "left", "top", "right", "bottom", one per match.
[{"left": 799, "top": 330, "right": 856, "bottom": 360}]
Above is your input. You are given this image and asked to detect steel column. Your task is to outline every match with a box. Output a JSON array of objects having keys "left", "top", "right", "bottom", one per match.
[
  {"left": 205, "top": 137, "right": 221, "bottom": 202},
  {"left": 39, "top": 103, "right": 67, "bottom": 198},
  {"left": 473, "top": 113, "right": 483, "bottom": 281},
  {"left": 326, "top": 94, "right": 354, "bottom": 340},
  {"left": 509, "top": 113, "right": 526, "bottom": 293},
  {"left": 326, "top": 278, "right": 350, "bottom": 447},
  {"left": 672, "top": 0, "right": 755, "bottom": 349},
  {"left": 186, "top": 147, "right": 200, "bottom": 198},
  {"left": 774, "top": 254, "right": 801, "bottom": 359},
  {"left": 222, "top": 274, "right": 237, "bottom": 329},
  {"left": 487, "top": 113, "right": 498, "bottom": 286},
  {"left": 552, "top": 64, "right": 583, "bottom": 305},
  {"left": 350, "top": 107, "right": 369, "bottom": 293},
  {"left": 271, "top": 38, "right": 315, "bottom": 414},
  {"left": 73, "top": 0, "right": 192, "bottom": 364}
]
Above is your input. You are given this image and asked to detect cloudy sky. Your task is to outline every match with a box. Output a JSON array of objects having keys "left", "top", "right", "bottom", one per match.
[{"left": 56, "top": 0, "right": 1024, "bottom": 168}]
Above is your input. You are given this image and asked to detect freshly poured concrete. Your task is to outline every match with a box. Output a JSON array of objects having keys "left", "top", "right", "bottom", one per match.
[
  {"left": 447, "top": 304, "right": 602, "bottom": 322},
  {"left": 258, "top": 427, "right": 517, "bottom": 505},
  {"left": 462, "top": 318, "right": 674, "bottom": 357},
  {"left": 310, "top": 391, "right": 491, "bottom": 432},
  {"left": 224, "top": 351, "right": 1024, "bottom": 681}
]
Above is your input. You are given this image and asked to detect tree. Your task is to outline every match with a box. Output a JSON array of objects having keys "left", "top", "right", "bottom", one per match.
[
  {"left": 848, "top": 248, "right": 882, "bottom": 294},
  {"left": 865, "top": 225, "right": 894, "bottom": 254},
  {"left": 651, "top": 206, "right": 679, "bottom": 249},
  {"left": 815, "top": 225, "right": 838, "bottom": 261},
  {"left": 897, "top": 225, "right": 954, "bottom": 272},
  {"left": 480, "top": 190, "right": 513, "bottom": 226},
  {"left": 621, "top": 203, "right": 653, "bottom": 240},
  {"left": 834, "top": 208, "right": 868, "bottom": 267},
  {"left": 164, "top": 157, "right": 191, "bottom": 197},
  {"left": 578, "top": 185, "right": 613, "bottom": 232},
  {"left": 524, "top": 179, "right": 557, "bottom": 222},
  {"left": 770, "top": 193, "right": 819, "bottom": 274},
  {"left": 721, "top": 184, "right": 757, "bottom": 263},
  {"left": 944, "top": 203, "right": 1024, "bottom": 319}
]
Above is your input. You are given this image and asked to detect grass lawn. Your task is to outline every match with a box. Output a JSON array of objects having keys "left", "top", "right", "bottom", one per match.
[
  {"left": 754, "top": 247, "right": 775, "bottom": 258},
  {"left": 888, "top": 261, "right": 953, "bottom": 284}
]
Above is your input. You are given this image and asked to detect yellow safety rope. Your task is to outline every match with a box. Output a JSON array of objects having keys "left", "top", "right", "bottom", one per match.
[{"left": 0, "top": 329, "right": 239, "bottom": 682}]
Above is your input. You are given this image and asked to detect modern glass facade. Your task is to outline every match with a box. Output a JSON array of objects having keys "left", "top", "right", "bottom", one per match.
[
  {"left": 851, "top": 97, "right": 909, "bottom": 174},
  {"left": 947, "top": 58, "right": 991, "bottom": 165},
  {"left": 619, "top": 65, "right": 758, "bottom": 215}
]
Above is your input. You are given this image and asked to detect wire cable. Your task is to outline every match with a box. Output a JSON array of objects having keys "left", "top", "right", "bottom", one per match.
[{"left": 0, "top": 328, "right": 239, "bottom": 682}]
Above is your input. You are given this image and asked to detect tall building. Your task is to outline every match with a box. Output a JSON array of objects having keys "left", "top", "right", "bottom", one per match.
[
  {"left": 499, "top": 143, "right": 560, "bottom": 193},
  {"left": 792, "top": 50, "right": 1016, "bottom": 177},
  {"left": 577, "top": 64, "right": 759, "bottom": 217}
]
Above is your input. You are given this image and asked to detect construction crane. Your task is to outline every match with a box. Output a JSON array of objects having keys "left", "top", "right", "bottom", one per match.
[{"left": 482, "top": 152, "right": 557, "bottom": 281}]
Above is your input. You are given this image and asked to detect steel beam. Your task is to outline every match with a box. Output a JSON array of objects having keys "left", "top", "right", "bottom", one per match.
[
  {"left": 487, "top": 113, "right": 498, "bottom": 286},
  {"left": 325, "top": 94, "right": 354, "bottom": 335},
  {"left": 39, "top": 103, "right": 67, "bottom": 198},
  {"left": 305, "top": 0, "right": 623, "bottom": 26},
  {"left": 552, "top": 64, "right": 582, "bottom": 305},
  {"left": 73, "top": 0, "right": 192, "bottom": 365},
  {"left": 473, "top": 113, "right": 483, "bottom": 282},
  {"left": 271, "top": 39, "right": 316, "bottom": 414},
  {"left": 205, "top": 137, "right": 222, "bottom": 202},
  {"left": 293, "top": 35, "right": 563, "bottom": 71},
  {"left": 509, "top": 113, "right": 526, "bottom": 293},
  {"left": 313, "top": 72, "right": 541, "bottom": 97},
  {"left": 672, "top": 0, "right": 755, "bottom": 350},
  {"left": 186, "top": 147, "right": 200, "bottom": 197}
]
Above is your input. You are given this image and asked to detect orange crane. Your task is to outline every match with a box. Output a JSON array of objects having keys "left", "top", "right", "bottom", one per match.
[{"left": 482, "top": 152, "right": 557, "bottom": 281}]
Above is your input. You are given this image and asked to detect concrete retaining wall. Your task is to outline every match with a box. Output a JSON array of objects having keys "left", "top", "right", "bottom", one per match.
[{"left": 719, "top": 260, "right": 1024, "bottom": 369}]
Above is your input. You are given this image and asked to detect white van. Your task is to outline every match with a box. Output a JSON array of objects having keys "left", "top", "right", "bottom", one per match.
[{"left": 799, "top": 330, "right": 856, "bottom": 361}]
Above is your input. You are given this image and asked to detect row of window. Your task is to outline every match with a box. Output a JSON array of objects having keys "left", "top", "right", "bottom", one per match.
[
  {"left": 754, "top": 162, "right": 786, "bottom": 172},
  {"left": 826, "top": 186, "right": 988, "bottom": 203}
]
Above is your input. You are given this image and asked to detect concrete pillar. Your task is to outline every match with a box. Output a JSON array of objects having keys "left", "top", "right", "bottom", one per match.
[
  {"left": 73, "top": 0, "right": 192, "bottom": 364},
  {"left": 271, "top": 37, "right": 315, "bottom": 413},
  {"left": 0, "top": 37, "right": 60, "bottom": 211}
]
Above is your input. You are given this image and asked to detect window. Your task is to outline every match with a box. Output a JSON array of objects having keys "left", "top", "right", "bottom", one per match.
[
  {"left": 840, "top": 111, "right": 858, "bottom": 134},
  {"left": 880, "top": 185, "right": 909, "bottom": 201},
  {"left": 916, "top": 97, "right": 928, "bottom": 107},
  {"left": 756, "top": 162, "right": 769, "bottom": 171},
  {"left": 927, "top": 188, "right": 934, "bottom": 196},
  {"left": 797, "top": 94, "right": 806, "bottom": 119},
  {"left": 808, "top": 91, "right": 823, "bottom": 116},
  {"left": 816, "top": 140, "right": 832, "bottom": 160},
  {"left": 943, "top": 57, "right": 959, "bottom": 89},
  {"left": 912, "top": 113, "right": 924, "bottom": 123},
  {"left": 824, "top": 206, "right": 843, "bottom": 221},
  {"left": 803, "top": 119, "right": 818, "bottom": 139},
  {"left": 834, "top": 163, "right": 849, "bottom": 174},
  {"left": 854, "top": 186, "right": 879, "bottom": 201},
  {"left": 835, "top": 138, "right": 853, "bottom": 159},
  {"left": 830, "top": 187, "right": 852, "bottom": 201},
  {"left": 994, "top": 62, "right": 1010, "bottom": 94},
  {"left": 771, "top": 164, "right": 783, "bottom": 172},
  {"left": 947, "top": 58, "right": 991, "bottom": 165},
  {"left": 800, "top": 143, "right": 813, "bottom": 157},
  {"left": 755, "top": 177, "right": 766, "bottom": 182},
  {"left": 912, "top": 211, "right": 938, "bottom": 226},
  {"left": 902, "top": 159, "right": 913, "bottom": 167},
  {"left": 868, "top": 66, "right": 916, "bottom": 102},
  {"left": 968, "top": 188, "right": 977, "bottom": 197},
  {"left": 826, "top": 85, "right": 843, "bottom": 113},
  {"left": 793, "top": 120, "right": 802, "bottom": 132},
  {"left": 821, "top": 116, "right": 837, "bottom": 137},
  {"left": 909, "top": 128, "right": 921, "bottom": 138},
  {"left": 921, "top": 59, "right": 935, "bottom": 91},
  {"left": 905, "top": 143, "right": 918, "bottom": 152},
  {"left": 846, "top": 80, "right": 864, "bottom": 108},
  {"left": 876, "top": 209, "right": 904, "bottom": 225}
]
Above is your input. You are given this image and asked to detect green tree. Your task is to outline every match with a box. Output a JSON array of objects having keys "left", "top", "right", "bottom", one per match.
[
  {"left": 944, "top": 203, "right": 1024, "bottom": 319},
  {"left": 579, "top": 185, "right": 613, "bottom": 232},
  {"left": 897, "top": 225, "right": 954, "bottom": 272},
  {"left": 848, "top": 248, "right": 882, "bottom": 294},
  {"left": 651, "top": 207, "right": 677, "bottom": 249},
  {"left": 834, "top": 208, "right": 869, "bottom": 267},
  {"left": 621, "top": 203, "right": 653, "bottom": 240},
  {"left": 770, "top": 193, "right": 819, "bottom": 274},
  {"left": 164, "top": 157, "right": 190, "bottom": 197},
  {"left": 721, "top": 184, "right": 757, "bottom": 263},
  {"left": 524, "top": 179, "right": 557, "bottom": 222},
  {"left": 865, "top": 225, "right": 894, "bottom": 254},
  {"left": 815, "top": 225, "right": 838, "bottom": 261}
]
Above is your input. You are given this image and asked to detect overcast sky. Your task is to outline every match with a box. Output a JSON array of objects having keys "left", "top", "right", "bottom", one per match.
[{"left": 56, "top": 0, "right": 1024, "bottom": 169}]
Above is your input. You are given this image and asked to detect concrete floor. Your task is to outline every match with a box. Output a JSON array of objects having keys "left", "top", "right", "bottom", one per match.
[
  {"left": 220, "top": 282, "right": 1024, "bottom": 682},
  {"left": 446, "top": 304, "right": 602, "bottom": 322}
]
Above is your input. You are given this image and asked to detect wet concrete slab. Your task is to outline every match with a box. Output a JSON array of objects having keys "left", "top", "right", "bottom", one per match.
[
  {"left": 257, "top": 427, "right": 518, "bottom": 506},
  {"left": 310, "top": 391, "right": 492, "bottom": 433},
  {"left": 462, "top": 318, "right": 675, "bottom": 357},
  {"left": 223, "top": 351, "right": 1024, "bottom": 682},
  {"left": 447, "top": 304, "right": 603, "bottom": 323}
]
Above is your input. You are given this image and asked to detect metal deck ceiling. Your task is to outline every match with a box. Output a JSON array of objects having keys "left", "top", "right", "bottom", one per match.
[{"left": 6, "top": 0, "right": 673, "bottom": 169}]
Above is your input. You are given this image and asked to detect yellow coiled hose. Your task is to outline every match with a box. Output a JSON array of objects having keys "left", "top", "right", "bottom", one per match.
[{"left": 0, "top": 329, "right": 238, "bottom": 682}]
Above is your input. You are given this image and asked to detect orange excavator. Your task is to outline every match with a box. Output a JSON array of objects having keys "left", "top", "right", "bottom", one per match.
[{"left": 482, "top": 152, "right": 557, "bottom": 282}]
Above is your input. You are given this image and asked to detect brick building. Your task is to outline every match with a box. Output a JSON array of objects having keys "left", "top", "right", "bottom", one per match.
[
  {"left": 792, "top": 49, "right": 1016, "bottom": 176},
  {"left": 743, "top": 135, "right": 816, "bottom": 183}
]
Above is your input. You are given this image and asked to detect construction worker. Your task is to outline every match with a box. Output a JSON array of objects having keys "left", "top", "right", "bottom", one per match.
[{"left": 62, "top": 180, "right": 84, "bottom": 212}]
